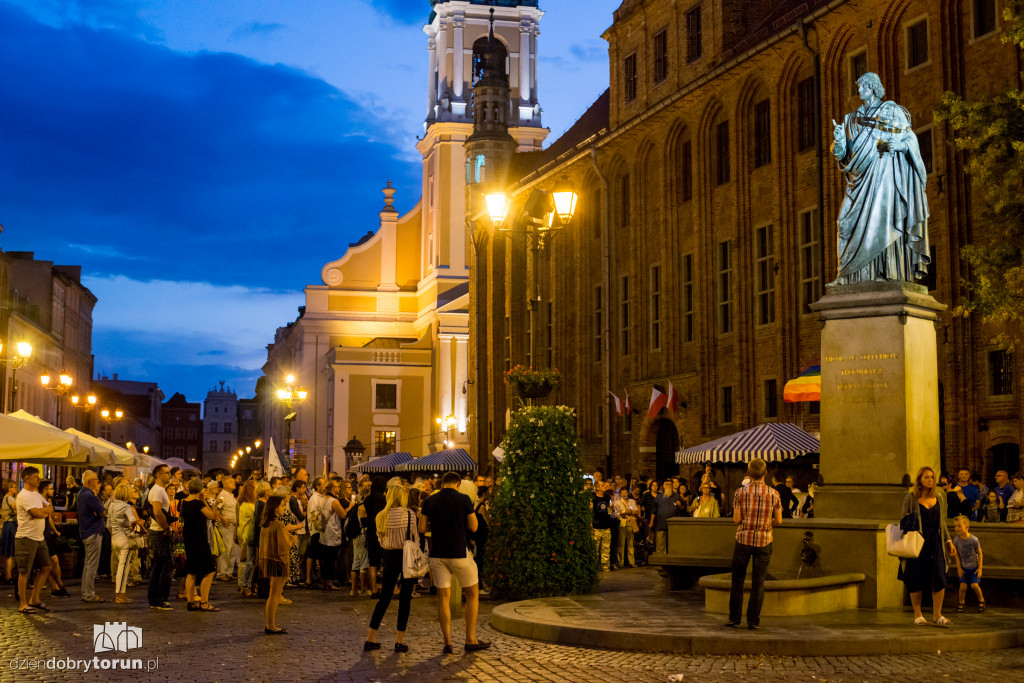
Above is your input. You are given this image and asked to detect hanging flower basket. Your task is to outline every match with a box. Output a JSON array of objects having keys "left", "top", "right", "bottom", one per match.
[{"left": 504, "top": 365, "right": 561, "bottom": 399}]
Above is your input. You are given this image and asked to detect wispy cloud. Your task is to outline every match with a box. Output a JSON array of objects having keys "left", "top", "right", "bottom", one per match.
[
  {"left": 66, "top": 243, "right": 144, "bottom": 260},
  {"left": 230, "top": 21, "right": 286, "bottom": 42}
]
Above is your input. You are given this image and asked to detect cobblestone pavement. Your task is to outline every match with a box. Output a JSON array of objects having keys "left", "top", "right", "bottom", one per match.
[{"left": 1, "top": 570, "right": 1022, "bottom": 682}]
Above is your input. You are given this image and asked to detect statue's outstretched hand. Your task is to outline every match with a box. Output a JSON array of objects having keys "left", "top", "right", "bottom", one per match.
[{"left": 831, "top": 118, "right": 844, "bottom": 142}]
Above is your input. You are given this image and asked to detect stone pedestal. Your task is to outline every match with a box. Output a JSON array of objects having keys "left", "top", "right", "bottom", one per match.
[{"left": 810, "top": 281, "right": 946, "bottom": 520}]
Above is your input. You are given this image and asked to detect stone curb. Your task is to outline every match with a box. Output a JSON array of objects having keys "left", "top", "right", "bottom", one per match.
[{"left": 490, "top": 602, "right": 1024, "bottom": 656}]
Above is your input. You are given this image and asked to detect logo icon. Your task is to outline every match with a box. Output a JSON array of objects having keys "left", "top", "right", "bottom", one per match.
[{"left": 93, "top": 622, "right": 143, "bottom": 653}]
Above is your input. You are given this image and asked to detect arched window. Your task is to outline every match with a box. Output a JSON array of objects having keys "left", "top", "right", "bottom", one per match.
[
  {"left": 472, "top": 36, "right": 509, "bottom": 84},
  {"left": 474, "top": 154, "right": 486, "bottom": 183}
]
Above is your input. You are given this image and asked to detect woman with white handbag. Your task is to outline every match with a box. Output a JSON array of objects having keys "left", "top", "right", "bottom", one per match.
[
  {"left": 364, "top": 483, "right": 420, "bottom": 653},
  {"left": 899, "top": 466, "right": 955, "bottom": 627}
]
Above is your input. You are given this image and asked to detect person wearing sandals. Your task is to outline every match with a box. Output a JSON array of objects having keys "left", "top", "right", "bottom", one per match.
[
  {"left": 14, "top": 467, "right": 54, "bottom": 614},
  {"left": 951, "top": 515, "right": 985, "bottom": 613},
  {"left": 900, "top": 466, "right": 955, "bottom": 627},
  {"left": 181, "top": 478, "right": 221, "bottom": 612},
  {"left": 109, "top": 483, "right": 145, "bottom": 604},
  {"left": 259, "top": 494, "right": 293, "bottom": 635},
  {"left": 364, "top": 483, "right": 419, "bottom": 653}
]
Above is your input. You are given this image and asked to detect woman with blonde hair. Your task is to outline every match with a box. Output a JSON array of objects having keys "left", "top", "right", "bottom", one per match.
[
  {"left": 110, "top": 483, "right": 144, "bottom": 603},
  {"left": 900, "top": 466, "right": 955, "bottom": 627},
  {"left": 364, "top": 483, "right": 419, "bottom": 652},
  {"left": 235, "top": 481, "right": 257, "bottom": 596}
]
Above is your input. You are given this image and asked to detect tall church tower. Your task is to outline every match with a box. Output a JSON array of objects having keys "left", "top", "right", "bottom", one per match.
[{"left": 416, "top": 0, "right": 547, "bottom": 286}]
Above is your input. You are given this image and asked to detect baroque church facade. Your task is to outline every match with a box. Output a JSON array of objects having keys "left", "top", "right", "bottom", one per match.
[{"left": 261, "top": 0, "right": 546, "bottom": 475}]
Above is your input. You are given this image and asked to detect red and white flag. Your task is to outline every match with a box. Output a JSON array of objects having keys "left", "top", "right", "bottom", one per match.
[
  {"left": 667, "top": 381, "right": 679, "bottom": 414},
  {"left": 609, "top": 390, "right": 623, "bottom": 416},
  {"left": 624, "top": 390, "right": 633, "bottom": 416},
  {"left": 647, "top": 386, "right": 668, "bottom": 421}
]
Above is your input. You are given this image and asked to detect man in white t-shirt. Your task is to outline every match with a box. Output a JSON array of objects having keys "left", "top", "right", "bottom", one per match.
[
  {"left": 15, "top": 467, "right": 54, "bottom": 613},
  {"left": 147, "top": 465, "right": 174, "bottom": 610}
]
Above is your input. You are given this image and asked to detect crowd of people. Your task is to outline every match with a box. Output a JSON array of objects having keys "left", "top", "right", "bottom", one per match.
[
  {"left": 585, "top": 465, "right": 814, "bottom": 572},
  {"left": 0, "top": 463, "right": 495, "bottom": 653},
  {"left": 1, "top": 459, "right": 1018, "bottom": 640}
]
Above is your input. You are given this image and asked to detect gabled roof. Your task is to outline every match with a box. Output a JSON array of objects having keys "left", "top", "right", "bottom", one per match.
[{"left": 509, "top": 89, "right": 610, "bottom": 185}]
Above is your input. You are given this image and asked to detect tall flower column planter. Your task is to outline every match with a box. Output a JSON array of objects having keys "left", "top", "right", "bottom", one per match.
[{"left": 483, "top": 405, "right": 599, "bottom": 600}]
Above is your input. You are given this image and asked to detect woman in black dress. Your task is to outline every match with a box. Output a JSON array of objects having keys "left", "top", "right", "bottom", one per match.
[
  {"left": 900, "top": 466, "right": 955, "bottom": 627},
  {"left": 182, "top": 478, "right": 221, "bottom": 612}
]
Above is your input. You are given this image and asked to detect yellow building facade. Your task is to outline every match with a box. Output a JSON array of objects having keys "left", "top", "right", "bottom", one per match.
[{"left": 262, "top": 0, "right": 548, "bottom": 475}]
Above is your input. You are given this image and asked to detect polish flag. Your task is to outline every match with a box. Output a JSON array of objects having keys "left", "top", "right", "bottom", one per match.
[
  {"left": 667, "top": 381, "right": 679, "bottom": 414},
  {"left": 609, "top": 390, "right": 623, "bottom": 416},
  {"left": 624, "top": 391, "right": 633, "bottom": 416},
  {"left": 647, "top": 386, "right": 668, "bottom": 421}
]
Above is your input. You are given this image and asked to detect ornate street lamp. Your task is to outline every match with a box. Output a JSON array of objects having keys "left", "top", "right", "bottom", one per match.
[
  {"left": 40, "top": 372, "right": 73, "bottom": 427},
  {"left": 1, "top": 341, "right": 33, "bottom": 413},
  {"left": 277, "top": 374, "right": 308, "bottom": 469}
]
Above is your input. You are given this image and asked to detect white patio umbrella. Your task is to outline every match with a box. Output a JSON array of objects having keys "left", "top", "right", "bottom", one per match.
[
  {"left": 65, "top": 428, "right": 136, "bottom": 466},
  {"left": 0, "top": 412, "right": 92, "bottom": 463}
]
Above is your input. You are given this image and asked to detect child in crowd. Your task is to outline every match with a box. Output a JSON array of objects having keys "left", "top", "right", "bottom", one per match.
[
  {"left": 951, "top": 515, "right": 985, "bottom": 612},
  {"left": 982, "top": 490, "right": 1004, "bottom": 523}
]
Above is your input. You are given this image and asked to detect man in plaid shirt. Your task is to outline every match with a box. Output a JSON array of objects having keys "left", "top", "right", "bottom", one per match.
[{"left": 727, "top": 458, "right": 782, "bottom": 629}]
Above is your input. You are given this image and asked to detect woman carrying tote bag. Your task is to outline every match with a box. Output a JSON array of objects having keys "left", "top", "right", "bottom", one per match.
[
  {"left": 899, "top": 466, "right": 955, "bottom": 627},
  {"left": 364, "top": 484, "right": 419, "bottom": 653}
]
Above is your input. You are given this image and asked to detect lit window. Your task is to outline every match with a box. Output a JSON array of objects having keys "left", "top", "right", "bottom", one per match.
[{"left": 375, "top": 430, "right": 397, "bottom": 456}]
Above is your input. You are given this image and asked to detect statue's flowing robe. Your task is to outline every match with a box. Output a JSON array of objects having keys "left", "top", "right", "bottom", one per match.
[{"left": 835, "top": 99, "right": 930, "bottom": 283}]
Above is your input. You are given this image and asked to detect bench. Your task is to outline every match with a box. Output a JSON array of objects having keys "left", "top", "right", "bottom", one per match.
[{"left": 699, "top": 572, "right": 867, "bottom": 616}]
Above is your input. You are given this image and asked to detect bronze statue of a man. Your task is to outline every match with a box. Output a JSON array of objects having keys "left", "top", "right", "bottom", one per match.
[{"left": 831, "top": 72, "right": 930, "bottom": 285}]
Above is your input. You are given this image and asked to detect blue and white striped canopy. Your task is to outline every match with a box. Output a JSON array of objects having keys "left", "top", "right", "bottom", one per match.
[
  {"left": 351, "top": 451, "right": 413, "bottom": 473},
  {"left": 676, "top": 423, "right": 819, "bottom": 464},
  {"left": 397, "top": 448, "right": 476, "bottom": 473}
]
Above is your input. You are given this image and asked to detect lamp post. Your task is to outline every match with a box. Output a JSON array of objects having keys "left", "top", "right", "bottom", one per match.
[
  {"left": 276, "top": 374, "right": 308, "bottom": 470},
  {"left": 40, "top": 372, "right": 73, "bottom": 427},
  {"left": 480, "top": 181, "right": 579, "bottom": 366},
  {"left": 70, "top": 393, "right": 98, "bottom": 432},
  {"left": 1, "top": 341, "right": 33, "bottom": 414},
  {"left": 436, "top": 414, "right": 458, "bottom": 449}
]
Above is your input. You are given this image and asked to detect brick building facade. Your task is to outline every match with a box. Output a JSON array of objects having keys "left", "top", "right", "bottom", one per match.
[{"left": 471, "top": 0, "right": 1020, "bottom": 483}]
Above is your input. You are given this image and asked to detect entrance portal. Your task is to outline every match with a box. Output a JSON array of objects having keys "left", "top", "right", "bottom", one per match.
[
  {"left": 654, "top": 419, "right": 680, "bottom": 482},
  {"left": 988, "top": 443, "right": 1020, "bottom": 480}
]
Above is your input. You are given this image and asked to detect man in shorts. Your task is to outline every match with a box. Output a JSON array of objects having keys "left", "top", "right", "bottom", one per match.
[
  {"left": 420, "top": 471, "right": 490, "bottom": 654},
  {"left": 15, "top": 467, "right": 54, "bottom": 613}
]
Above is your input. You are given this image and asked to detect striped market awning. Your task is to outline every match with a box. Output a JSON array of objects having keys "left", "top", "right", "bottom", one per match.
[
  {"left": 397, "top": 448, "right": 476, "bottom": 473},
  {"left": 783, "top": 365, "right": 821, "bottom": 403},
  {"left": 351, "top": 451, "right": 413, "bottom": 473},
  {"left": 676, "top": 423, "right": 820, "bottom": 464}
]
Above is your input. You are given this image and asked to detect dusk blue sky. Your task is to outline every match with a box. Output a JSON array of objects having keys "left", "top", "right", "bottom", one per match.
[{"left": 0, "top": 0, "right": 618, "bottom": 404}]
